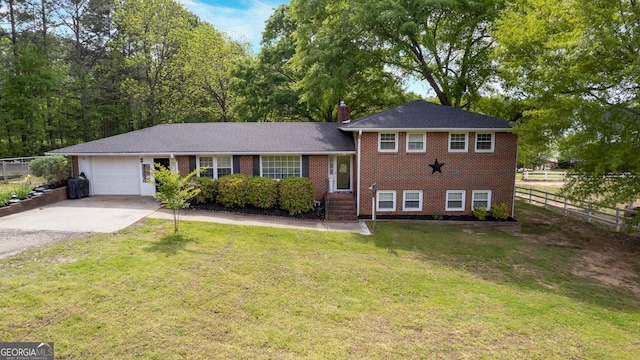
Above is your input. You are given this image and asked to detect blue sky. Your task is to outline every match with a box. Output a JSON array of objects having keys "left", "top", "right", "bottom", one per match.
[{"left": 182, "top": 0, "right": 288, "bottom": 53}]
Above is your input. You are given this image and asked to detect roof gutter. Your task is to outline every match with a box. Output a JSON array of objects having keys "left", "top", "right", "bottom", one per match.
[{"left": 339, "top": 127, "right": 513, "bottom": 132}]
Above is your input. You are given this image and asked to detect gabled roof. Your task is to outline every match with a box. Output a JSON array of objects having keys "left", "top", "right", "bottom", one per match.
[
  {"left": 339, "top": 100, "right": 511, "bottom": 131},
  {"left": 48, "top": 122, "right": 355, "bottom": 155}
]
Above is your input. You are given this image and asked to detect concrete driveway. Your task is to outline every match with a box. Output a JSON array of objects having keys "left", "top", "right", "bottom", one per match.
[
  {"left": 0, "top": 196, "right": 161, "bottom": 233},
  {"left": 0, "top": 196, "right": 160, "bottom": 259}
]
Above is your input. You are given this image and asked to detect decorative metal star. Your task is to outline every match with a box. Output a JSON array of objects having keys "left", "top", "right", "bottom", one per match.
[{"left": 429, "top": 159, "right": 444, "bottom": 174}]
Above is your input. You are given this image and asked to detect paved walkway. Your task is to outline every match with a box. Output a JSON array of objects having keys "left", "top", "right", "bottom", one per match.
[{"left": 148, "top": 208, "right": 371, "bottom": 235}]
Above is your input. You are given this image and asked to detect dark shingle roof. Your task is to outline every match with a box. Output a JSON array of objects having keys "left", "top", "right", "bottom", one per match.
[
  {"left": 48, "top": 122, "right": 355, "bottom": 155},
  {"left": 339, "top": 100, "right": 511, "bottom": 131}
]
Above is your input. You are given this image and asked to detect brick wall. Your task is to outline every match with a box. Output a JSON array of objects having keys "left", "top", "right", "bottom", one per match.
[
  {"left": 358, "top": 131, "right": 517, "bottom": 216},
  {"left": 238, "top": 155, "right": 253, "bottom": 175},
  {"left": 308, "top": 155, "right": 329, "bottom": 202},
  {"left": 71, "top": 156, "right": 79, "bottom": 177},
  {"left": 175, "top": 156, "right": 189, "bottom": 177}
]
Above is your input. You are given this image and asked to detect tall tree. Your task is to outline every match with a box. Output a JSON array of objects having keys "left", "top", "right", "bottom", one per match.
[
  {"left": 494, "top": 0, "right": 640, "bottom": 205},
  {"left": 291, "top": 0, "right": 504, "bottom": 110},
  {"left": 112, "top": 0, "right": 197, "bottom": 127},
  {"left": 234, "top": 4, "right": 413, "bottom": 122}
]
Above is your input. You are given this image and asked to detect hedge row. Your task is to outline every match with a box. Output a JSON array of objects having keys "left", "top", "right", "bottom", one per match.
[{"left": 189, "top": 175, "right": 315, "bottom": 215}]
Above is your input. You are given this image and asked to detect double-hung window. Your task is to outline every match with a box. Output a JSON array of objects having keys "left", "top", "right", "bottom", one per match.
[
  {"left": 377, "top": 190, "right": 396, "bottom": 211},
  {"left": 378, "top": 133, "right": 398, "bottom": 152},
  {"left": 472, "top": 190, "right": 492, "bottom": 210},
  {"left": 403, "top": 190, "right": 423, "bottom": 211},
  {"left": 198, "top": 156, "right": 233, "bottom": 179},
  {"left": 446, "top": 190, "right": 466, "bottom": 211},
  {"left": 406, "top": 133, "right": 426, "bottom": 152},
  {"left": 261, "top": 155, "right": 301, "bottom": 180},
  {"left": 475, "top": 133, "right": 494, "bottom": 152},
  {"left": 449, "top": 133, "right": 468, "bottom": 152}
]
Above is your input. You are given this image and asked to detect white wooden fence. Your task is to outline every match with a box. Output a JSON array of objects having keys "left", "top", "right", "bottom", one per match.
[
  {"left": 521, "top": 171, "right": 567, "bottom": 181},
  {"left": 515, "top": 186, "right": 638, "bottom": 232}
]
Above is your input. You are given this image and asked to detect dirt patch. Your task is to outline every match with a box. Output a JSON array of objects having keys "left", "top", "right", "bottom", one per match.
[
  {"left": 0, "top": 229, "right": 91, "bottom": 259},
  {"left": 511, "top": 203, "right": 640, "bottom": 296}
]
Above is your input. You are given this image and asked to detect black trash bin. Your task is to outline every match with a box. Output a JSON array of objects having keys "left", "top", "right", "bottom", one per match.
[{"left": 67, "top": 172, "right": 90, "bottom": 199}]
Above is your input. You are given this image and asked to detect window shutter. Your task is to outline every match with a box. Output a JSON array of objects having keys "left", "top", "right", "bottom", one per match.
[
  {"left": 253, "top": 155, "right": 260, "bottom": 176},
  {"left": 233, "top": 155, "right": 240, "bottom": 174},
  {"left": 302, "top": 155, "right": 309, "bottom": 177},
  {"left": 189, "top": 156, "right": 196, "bottom": 172}
]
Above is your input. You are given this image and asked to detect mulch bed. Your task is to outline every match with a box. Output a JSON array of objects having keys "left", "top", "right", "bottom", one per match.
[
  {"left": 191, "top": 203, "right": 324, "bottom": 221},
  {"left": 367, "top": 215, "right": 518, "bottom": 222}
]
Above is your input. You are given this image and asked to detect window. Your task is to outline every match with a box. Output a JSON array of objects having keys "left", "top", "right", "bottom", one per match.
[
  {"left": 406, "top": 133, "right": 426, "bottom": 152},
  {"left": 446, "top": 190, "right": 466, "bottom": 211},
  {"left": 475, "top": 133, "right": 494, "bottom": 152},
  {"left": 198, "top": 156, "right": 233, "bottom": 179},
  {"left": 377, "top": 190, "right": 396, "bottom": 211},
  {"left": 449, "top": 133, "right": 468, "bottom": 152},
  {"left": 403, "top": 190, "right": 423, "bottom": 211},
  {"left": 261, "top": 155, "right": 301, "bottom": 180},
  {"left": 216, "top": 156, "right": 232, "bottom": 178},
  {"left": 378, "top": 133, "right": 398, "bottom": 152},
  {"left": 199, "top": 156, "right": 215, "bottom": 178},
  {"left": 472, "top": 190, "right": 492, "bottom": 210}
]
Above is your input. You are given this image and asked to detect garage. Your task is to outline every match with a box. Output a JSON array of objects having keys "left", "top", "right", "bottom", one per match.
[{"left": 90, "top": 157, "right": 141, "bottom": 195}]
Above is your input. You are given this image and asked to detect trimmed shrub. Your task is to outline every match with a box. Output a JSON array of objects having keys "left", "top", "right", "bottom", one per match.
[
  {"left": 247, "top": 176, "right": 278, "bottom": 209},
  {"left": 473, "top": 206, "right": 487, "bottom": 221},
  {"left": 217, "top": 174, "right": 250, "bottom": 208},
  {"left": 491, "top": 203, "right": 510, "bottom": 220},
  {"left": 190, "top": 177, "right": 218, "bottom": 205},
  {"left": 278, "top": 177, "right": 315, "bottom": 215},
  {"left": 29, "top": 156, "right": 70, "bottom": 187}
]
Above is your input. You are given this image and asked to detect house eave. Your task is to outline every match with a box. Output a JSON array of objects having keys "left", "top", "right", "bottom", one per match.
[
  {"left": 339, "top": 127, "right": 513, "bottom": 132},
  {"left": 46, "top": 151, "right": 357, "bottom": 157}
]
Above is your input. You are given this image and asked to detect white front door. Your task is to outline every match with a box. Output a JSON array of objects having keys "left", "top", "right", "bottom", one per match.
[{"left": 329, "top": 156, "right": 351, "bottom": 192}]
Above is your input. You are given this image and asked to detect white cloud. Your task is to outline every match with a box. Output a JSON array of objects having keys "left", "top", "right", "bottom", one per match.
[{"left": 181, "top": 0, "right": 279, "bottom": 53}]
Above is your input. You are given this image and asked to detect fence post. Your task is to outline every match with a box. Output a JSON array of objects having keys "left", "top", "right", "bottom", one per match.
[
  {"left": 545, "top": 192, "right": 549, "bottom": 209},
  {"left": 564, "top": 195, "right": 568, "bottom": 215},
  {"left": 529, "top": 188, "right": 533, "bottom": 204},
  {"left": 2, "top": 161, "right": 6, "bottom": 184},
  {"left": 615, "top": 209, "right": 621, "bottom": 232},
  {"left": 587, "top": 201, "right": 592, "bottom": 223}
]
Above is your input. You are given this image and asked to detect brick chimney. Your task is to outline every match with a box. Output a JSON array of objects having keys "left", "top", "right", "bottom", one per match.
[{"left": 337, "top": 101, "right": 350, "bottom": 123}]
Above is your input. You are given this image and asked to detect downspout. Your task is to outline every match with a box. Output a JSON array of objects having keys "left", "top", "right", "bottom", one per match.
[
  {"left": 512, "top": 134, "right": 518, "bottom": 218},
  {"left": 357, "top": 130, "right": 362, "bottom": 216}
]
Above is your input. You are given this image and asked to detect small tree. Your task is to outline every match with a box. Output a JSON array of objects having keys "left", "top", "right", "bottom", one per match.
[{"left": 150, "top": 162, "right": 203, "bottom": 234}]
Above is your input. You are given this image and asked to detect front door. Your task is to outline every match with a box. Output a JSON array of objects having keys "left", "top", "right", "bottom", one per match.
[{"left": 336, "top": 155, "right": 351, "bottom": 191}]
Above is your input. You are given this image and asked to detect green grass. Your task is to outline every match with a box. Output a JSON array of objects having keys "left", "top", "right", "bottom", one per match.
[{"left": 1, "top": 215, "right": 638, "bottom": 358}]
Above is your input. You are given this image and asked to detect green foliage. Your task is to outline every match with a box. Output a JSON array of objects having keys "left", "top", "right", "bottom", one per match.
[
  {"left": 13, "top": 185, "right": 33, "bottom": 200},
  {"left": 491, "top": 203, "right": 510, "bottom": 221},
  {"left": 473, "top": 206, "right": 487, "bottom": 221},
  {"left": 277, "top": 177, "right": 315, "bottom": 215},
  {"left": 432, "top": 212, "right": 444, "bottom": 220},
  {"left": 0, "top": 192, "right": 11, "bottom": 206},
  {"left": 151, "top": 162, "right": 202, "bottom": 234},
  {"left": 216, "top": 174, "right": 250, "bottom": 208},
  {"left": 246, "top": 176, "right": 278, "bottom": 209},
  {"left": 494, "top": 0, "right": 640, "bottom": 204},
  {"left": 29, "top": 156, "right": 71, "bottom": 186},
  {"left": 189, "top": 177, "right": 218, "bottom": 205}
]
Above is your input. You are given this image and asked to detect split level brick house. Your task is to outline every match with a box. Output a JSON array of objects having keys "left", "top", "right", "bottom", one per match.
[{"left": 48, "top": 100, "right": 517, "bottom": 220}]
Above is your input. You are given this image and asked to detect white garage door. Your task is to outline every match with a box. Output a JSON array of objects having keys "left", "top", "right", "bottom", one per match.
[{"left": 91, "top": 157, "right": 140, "bottom": 195}]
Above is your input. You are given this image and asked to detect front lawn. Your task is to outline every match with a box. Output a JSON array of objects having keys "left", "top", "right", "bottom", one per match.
[{"left": 1, "top": 209, "right": 638, "bottom": 359}]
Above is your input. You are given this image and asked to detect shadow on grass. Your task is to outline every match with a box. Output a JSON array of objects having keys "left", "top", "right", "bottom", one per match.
[
  {"left": 360, "top": 218, "right": 640, "bottom": 311},
  {"left": 144, "top": 233, "right": 196, "bottom": 255}
]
